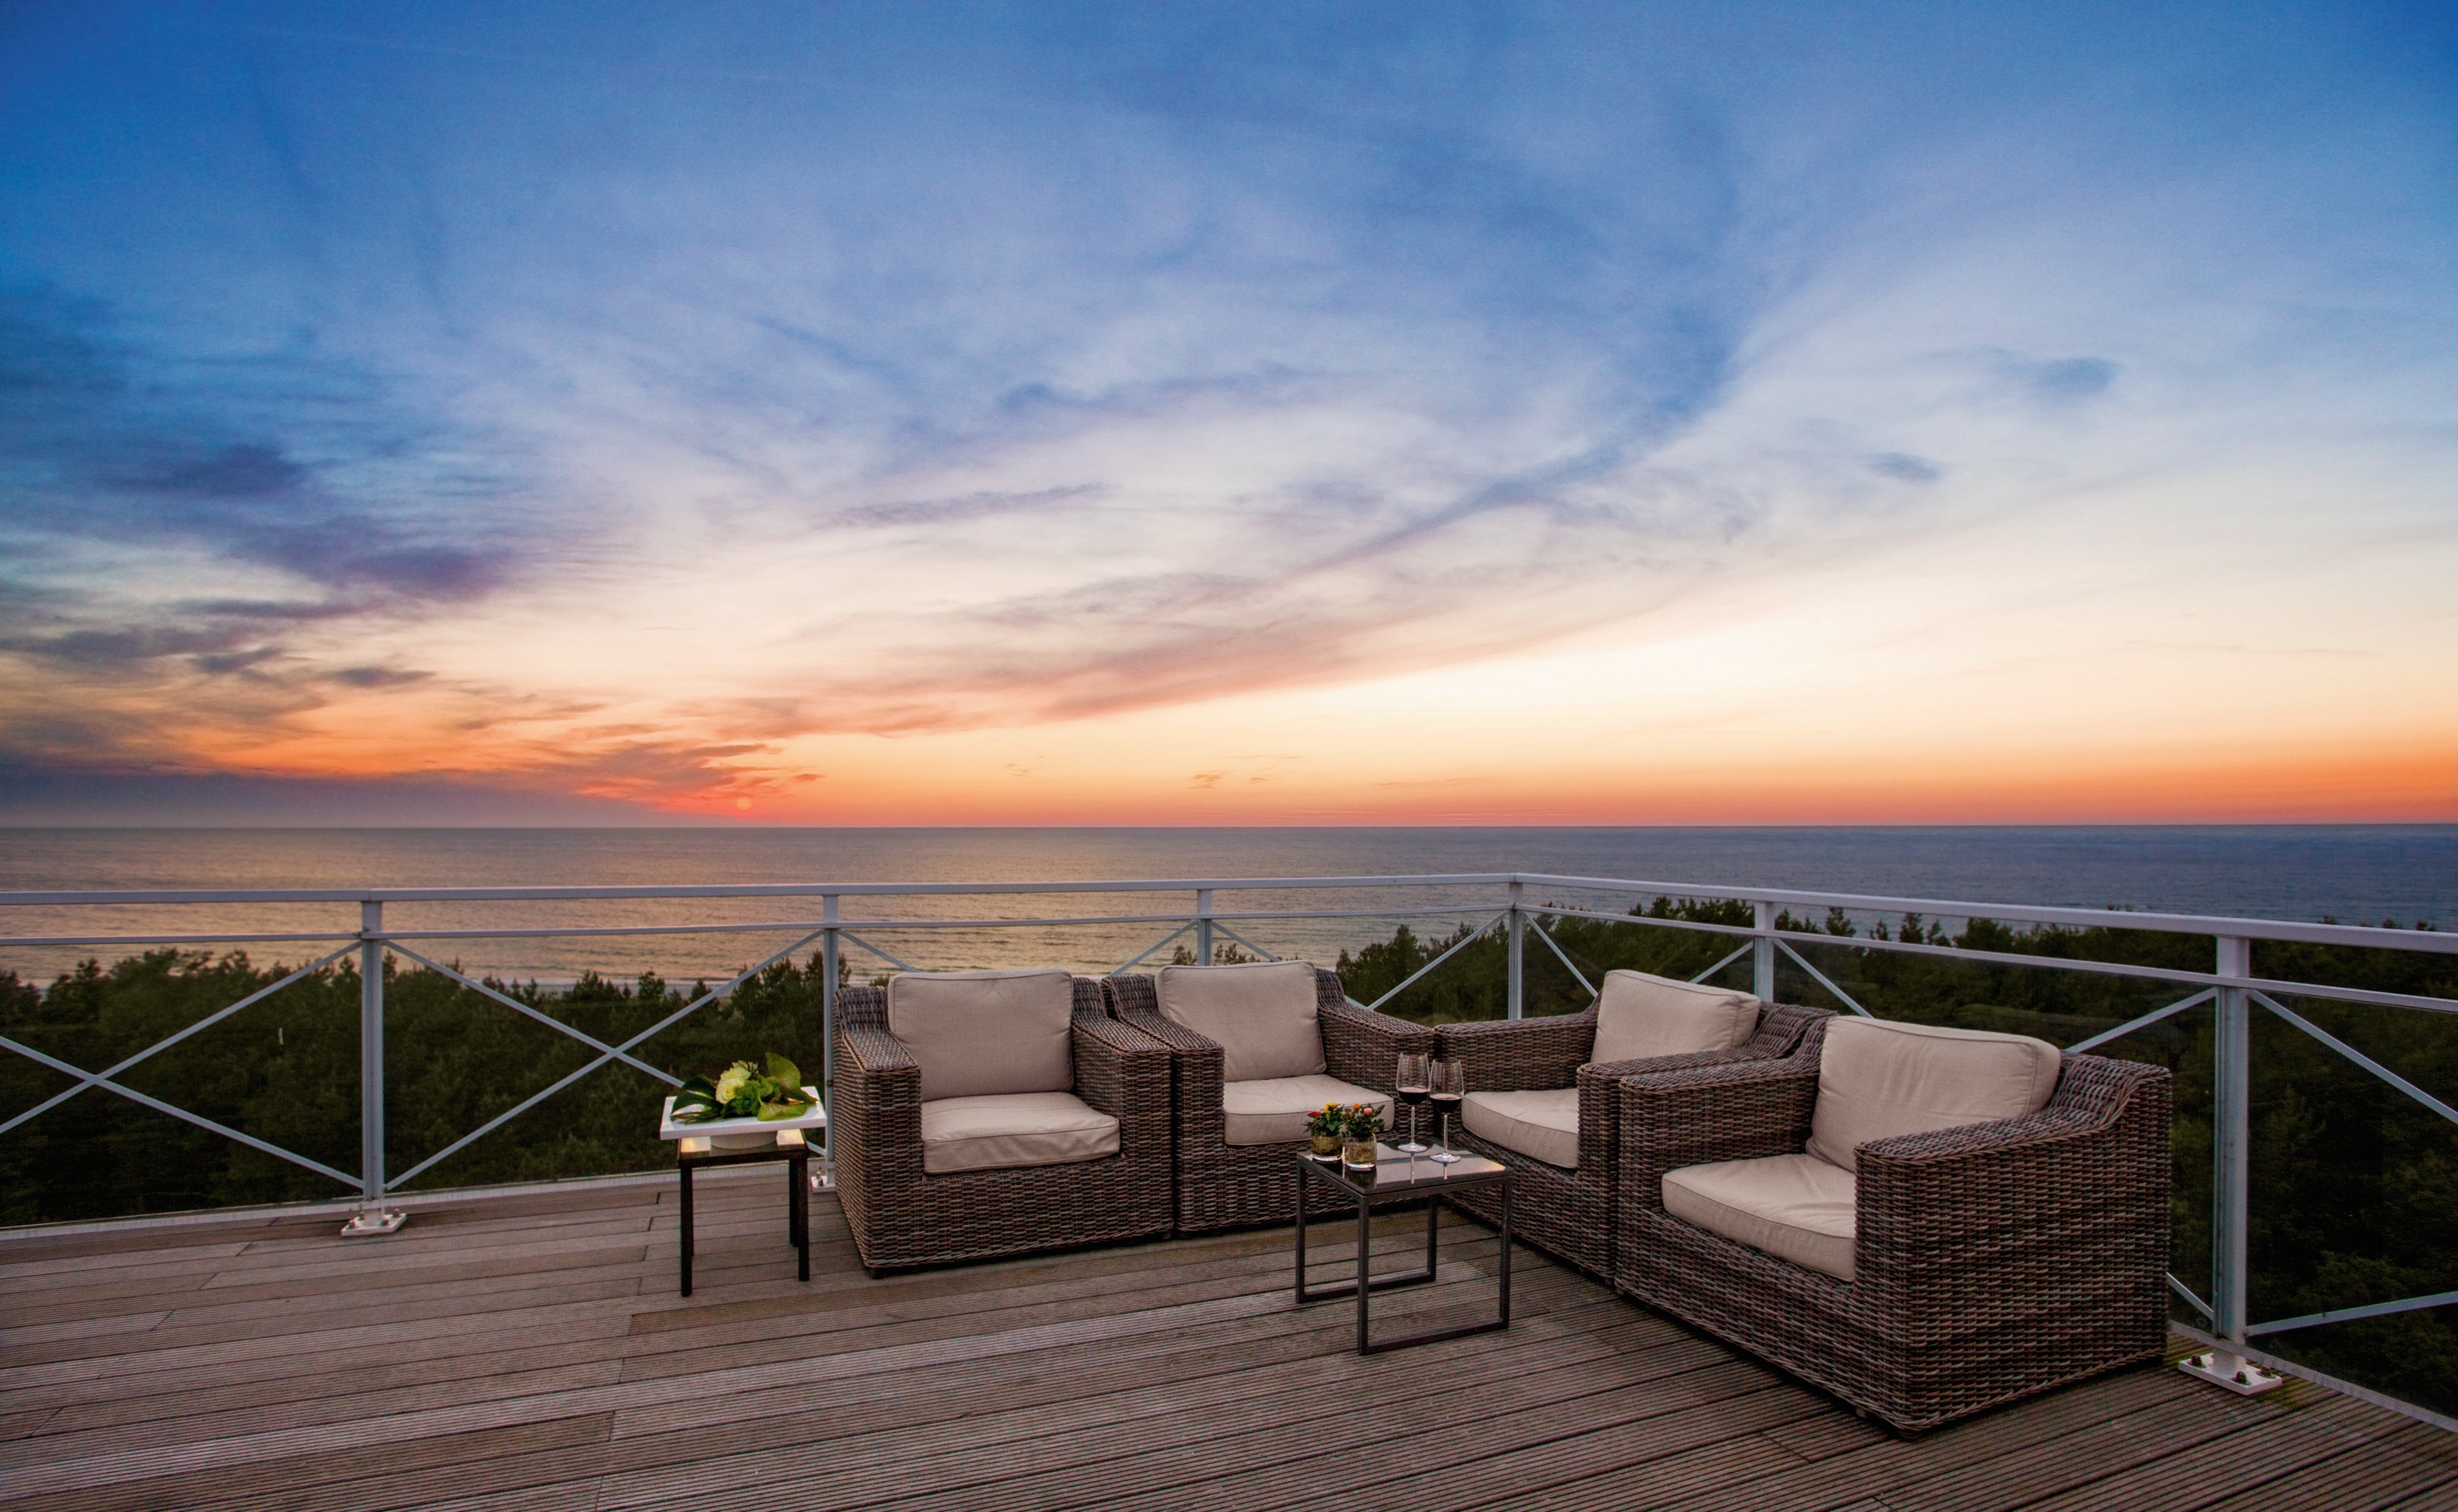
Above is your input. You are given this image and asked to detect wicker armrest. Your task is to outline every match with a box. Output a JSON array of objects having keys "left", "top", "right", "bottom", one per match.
[
  {"left": 1441, "top": 1011, "right": 1595, "bottom": 1092},
  {"left": 831, "top": 1023, "right": 923, "bottom": 1193},
  {"left": 1856, "top": 1054, "right": 2171, "bottom": 1247},
  {"left": 1099, "top": 973, "right": 1214, "bottom": 1046},
  {"left": 1070, "top": 1014, "right": 1173, "bottom": 1128},
  {"left": 1110, "top": 1004, "right": 1221, "bottom": 1057},
  {"left": 1321, "top": 1000, "right": 1437, "bottom": 1089},
  {"left": 838, "top": 1024, "right": 920, "bottom": 1083},
  {"left": 1103, "top": 974, "right": 1226, "bottom": 1077},
  {"left": 1579, "top": 1004, "right": 1827, "bottom": 1083},
  {"left": 1616, "top": 1054, "right": 1823, "bottom": 1211},
  {"left": 1576, "top": 1006, "right": 1825, "bottom": 1164},
  {"left": 1102, "top": 973, "right": 1229, "bottom": 1149},
  {"left": 1581, "top": 1044, "right": 1773, "bottom": 1083},
  {"left": 1570, "top": 1045, "right": 1765, "bottom": 1171},
  {"left": 1750, "top": 1004, "right": 1833, "bottom": 1053}
]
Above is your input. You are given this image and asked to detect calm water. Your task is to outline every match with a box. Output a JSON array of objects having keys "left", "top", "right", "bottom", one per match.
[{"left": 0, "top": 825, "right": 2451, "bottom": 981}]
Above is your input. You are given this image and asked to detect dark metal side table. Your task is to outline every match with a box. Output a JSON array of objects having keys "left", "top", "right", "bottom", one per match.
[
  {"left": 675, "top": 1138, "right": 810, "bottom": 1297},
  {"left": 1294, "top": 1144, "right": 1510, "bottom": 1354},
  {"left": 658, "top": 1092, "right": 825, "bottom": 1298}
]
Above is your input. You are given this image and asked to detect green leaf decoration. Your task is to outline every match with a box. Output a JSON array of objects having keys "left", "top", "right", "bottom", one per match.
[{"left": 669, "top": 1053, "right": 808, "bottom": 1124}]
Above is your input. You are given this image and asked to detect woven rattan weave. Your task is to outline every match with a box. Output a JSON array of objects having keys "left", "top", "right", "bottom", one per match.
[
  {"left": 1103, "top": 968, "right": 1437, "bottom": 1234},
  {"left": 1613, "top": 1016, "right": 2172, "bottom": 1433},
  {"left": 1433, "top": 1003, "right": 1830, "bottom": 1278},
  {"left": 832, "top": 977, "right": 1175, "bottom": 1273}
]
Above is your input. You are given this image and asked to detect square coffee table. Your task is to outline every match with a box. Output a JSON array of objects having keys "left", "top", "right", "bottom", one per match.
[{"left": 1294, "top": 1143, "right": 1510, "bottom": 1354}]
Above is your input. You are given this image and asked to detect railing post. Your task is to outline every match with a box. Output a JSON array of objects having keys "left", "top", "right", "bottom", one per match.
[
  {"left": 1506, "top": 880, "right": 1525, "bottom": 1020},
  {"left": 2182, "top": 934, "right": 2280, "bottom": 1393},
  {"left": 2212, "top": 934, "right": 2252, "bottom": 1344},
  {"left": 342, "top": 899, "right": 403, "bottom": 1236},
  {"left": 1195, "top": 889, "right": 1214, "bottom": 966},
  {"left": 820, "top": 894, "right": 839, "bottom": 1182},
  {"left": 1753, "top": 900, "right": 1776, "bottom": 1001}
]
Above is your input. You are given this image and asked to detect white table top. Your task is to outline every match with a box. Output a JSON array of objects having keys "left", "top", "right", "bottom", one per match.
[{"left": 658, "top": 1087, "right": 826, "bottom": 1152}]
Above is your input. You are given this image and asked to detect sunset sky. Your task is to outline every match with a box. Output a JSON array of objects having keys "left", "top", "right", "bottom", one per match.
[{"left": 2, "top": 2, "right": 2454, "bottom": 825}]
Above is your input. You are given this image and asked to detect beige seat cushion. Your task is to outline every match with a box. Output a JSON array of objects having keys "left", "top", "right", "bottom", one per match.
[
  {"left": 888, "top": 969, "right": 1077, "bottom": 1102},
  {"left": 1219, "top": 1074, "right": 1389, "bottom": 1146},
  {"left": 1155, "top": 959, "right": 1327, "bottom": 1083},
  {"left": 1805, "top": 1017, "right": 2063, "bottom": 1171},
  {"left": 1590, "top": 970, "right": 1760, "bottom": 1066},
  {"left": 1460, "top": 1088, "right": 1580, "bottom": 1169},
  {"left": 1663, "top": 1153, "right": 1860, "bottom": 1281},
  {"left": 919, "top": 1091, "right": 1120, "bottom": 1175}
]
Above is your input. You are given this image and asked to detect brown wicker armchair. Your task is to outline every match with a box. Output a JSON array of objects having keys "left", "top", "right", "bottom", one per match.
[
  {"left": 1434, "top": 999, "right": 1830, "bottom": 1278},
  {"left": 832, "top": 974, "right": 1174, "bottom": 1273},
  {"left": 1104, "top": 964, "right": 1436, "bottom": 1233},
  {"left": 1613, "top": 1015, "right": 2172, "bottom": 1433}
]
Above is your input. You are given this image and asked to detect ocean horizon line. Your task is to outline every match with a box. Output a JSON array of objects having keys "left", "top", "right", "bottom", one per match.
[{"left": 7, "top": 820, "right": 2456, "bottom": 833}]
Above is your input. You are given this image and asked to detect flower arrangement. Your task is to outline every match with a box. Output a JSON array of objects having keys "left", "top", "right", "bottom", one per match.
[
  {"left": 1339, "top": 1103, "right": 1383, "bottom": 1169},
  {"left": 672, "top": 1052, "right": 812, "bottom": 1123},
  {"left": 1306, "top": 1103, "right": 1347, "bottom": 1160}
]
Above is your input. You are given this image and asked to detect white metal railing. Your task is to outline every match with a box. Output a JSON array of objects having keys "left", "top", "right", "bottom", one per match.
[{"left": 3, "top": 870, "right": 2455, "bottom": 1410}]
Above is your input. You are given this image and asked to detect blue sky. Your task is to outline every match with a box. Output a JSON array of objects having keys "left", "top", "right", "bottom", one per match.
[{"left": 2, "top": 2, "right": 2455, "bottom": 822}]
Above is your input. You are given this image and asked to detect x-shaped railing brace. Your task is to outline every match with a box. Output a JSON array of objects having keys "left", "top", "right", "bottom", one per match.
[
  {"left": 0, "top": 943, "right": 362, "bottom": 1187},
  {"left": 384, "top": 927, "right": 827, "bottom": 1189}
]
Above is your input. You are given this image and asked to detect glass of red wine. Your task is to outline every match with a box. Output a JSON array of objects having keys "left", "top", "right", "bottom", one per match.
[
  {"left": 1394, "top": 1052, "right": 1431, "bottom": 1154},
  {"left": 1429, "top": 1058, "right": 1465, "bottom": 1163}
]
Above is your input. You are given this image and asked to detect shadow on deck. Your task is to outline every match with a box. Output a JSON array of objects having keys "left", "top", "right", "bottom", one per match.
[{"left": 0, "top": 1172, "right": 2451, "bottom": 1511}]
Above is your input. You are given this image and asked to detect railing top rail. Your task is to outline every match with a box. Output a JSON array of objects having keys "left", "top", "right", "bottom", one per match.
[
  {"left": 0, "top": 870, "right": 2445, "bottom": 954},
  {"left": 1506, "top": 873, "right": 2458, "bottom": 954},
  {"left": 0, "top": 873, "right": 1524, "bottom": 908}
]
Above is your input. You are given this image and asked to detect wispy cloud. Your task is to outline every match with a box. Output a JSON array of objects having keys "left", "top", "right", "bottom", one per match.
[
  {"left": 0, "top": 2, "right": 2452, "bottom": 818},
  {"left": 0, "top": 286, "right": 528, "bottom": 600}
]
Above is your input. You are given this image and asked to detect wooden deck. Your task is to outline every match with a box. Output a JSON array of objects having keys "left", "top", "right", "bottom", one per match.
[{"left": 1, "top": 1172, "right": 2451, "bottom": 1512}]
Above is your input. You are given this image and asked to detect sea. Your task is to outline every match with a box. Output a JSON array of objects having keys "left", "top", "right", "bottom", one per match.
[{"left": 0, "top": 825, "right": 2451, "bottom": 984}]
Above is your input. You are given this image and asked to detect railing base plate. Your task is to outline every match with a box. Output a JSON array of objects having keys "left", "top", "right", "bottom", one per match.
[
  {"left": 340, "top": 1209, "right": 407, "bottom": 1237},
  {"left": 2180, "top": 1350, "right": 2284, "bottom": 1396}
]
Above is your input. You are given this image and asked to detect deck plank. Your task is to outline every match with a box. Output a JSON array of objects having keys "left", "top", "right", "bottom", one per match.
[
  {"left": 2009, "top": 1392, "right": 2455, "bottom": 1512},
  {"left": 0, "top": 1177, "right": 2448, "bottom": 1512},
  {"left": 2196, "top": 1417, "right": 2458, "bottom": 1512}
]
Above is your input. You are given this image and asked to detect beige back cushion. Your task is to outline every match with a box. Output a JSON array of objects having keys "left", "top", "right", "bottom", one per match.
[
  {"left": 1805, "top": 1017, "right": 2063, "bottom": 1170},
  {"left": 886, "top": 968, "right": 1077, "bottom": 1102},
  {"left": 1590, "top": 970, "right": 1760, "bottom": 1065},
  {"left": 1155, "top": 959, "right": 1326, "bottom": 1083}
]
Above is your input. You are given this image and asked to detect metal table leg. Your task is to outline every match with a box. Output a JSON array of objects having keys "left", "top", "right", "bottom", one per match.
[
  {"left": 791, "top": 1151, "right": 810, "bottom": 1281},
  {"left": 1498, "top": 1178, "right": 1511, "bottom": 1329},
  {"left": 1355, "top": 1189, "right": 1373, "bottom": 1353},
  {"left": 1293, "top": 1161, "right": 1311, "bottom": 1306},
  {"left": 678, "top": 1161, "right": 695, "bottom": 1298}
]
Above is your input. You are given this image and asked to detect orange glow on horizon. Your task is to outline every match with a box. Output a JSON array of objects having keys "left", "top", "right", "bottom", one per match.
[
  {"left": 52, "top": 600, "right": 2451, "bottom": 825},
  {"left": 16, "top": 468, "right": 2454, "bottom": 828}
]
